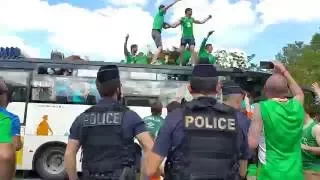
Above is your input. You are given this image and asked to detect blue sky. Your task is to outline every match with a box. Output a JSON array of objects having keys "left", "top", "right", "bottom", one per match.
[{"left": 0, "top": 0, "right": 319, "bottom": 63}]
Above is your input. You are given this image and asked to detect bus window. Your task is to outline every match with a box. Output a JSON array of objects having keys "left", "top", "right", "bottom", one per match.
[
  {"left": 31, "top": 75, "right": 100, "bottom": 105},
  {"left": 0, "top": 70, "right": 29, "bottom": 102}
]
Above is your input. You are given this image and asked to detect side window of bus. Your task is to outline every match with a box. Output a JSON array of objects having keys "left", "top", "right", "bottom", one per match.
[
  {"left": 31, "top": 75, "right": 100, "bottom": 105},
  {"left": 0, "top": 70, "right": 29, "bottom": 102}
]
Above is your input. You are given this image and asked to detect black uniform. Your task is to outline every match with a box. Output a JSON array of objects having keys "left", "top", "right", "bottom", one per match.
[
  {"left": 68, "top": 65, "right": 147, "bottom": 180},
  {"left": 152, "top": 65, "right": 245, "bottom": 180}
]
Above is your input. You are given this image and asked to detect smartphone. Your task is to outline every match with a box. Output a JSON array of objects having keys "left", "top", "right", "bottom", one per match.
[{"left": 260, "top": 61, "right": 274, "bottom": 69}]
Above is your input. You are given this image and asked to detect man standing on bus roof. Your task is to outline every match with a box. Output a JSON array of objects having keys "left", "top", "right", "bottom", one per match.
[
  {"left": 171, "top": 8, "right": 212, "bottom": 66},
  {"left": 124, "top": 34, "right": 138, "bottom": 64},
  {"left": 64, "top": 65, "right": 154, "bottom": 180},
  {"left": 145, "top": 64, "right": 247, "bottom": 179},
  {"left": 198, "top": 30, "right": 216, "bottom": 64},
  {"left": 0, "top": 80, "right": 18, "bottom": 180},
  {"left": 150, "top": 0, "right": 182, "bottom": 65}
]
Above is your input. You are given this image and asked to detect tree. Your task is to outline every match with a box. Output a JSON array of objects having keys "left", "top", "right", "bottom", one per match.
[
  {"left": 311, "top": 33, "right": 320, "bottom": 51},
  {"left": 275, "top": 41, "right": 305, "bottom": 65},
  {"left": 276, "top": 32, "right": 320, "bottom": 85}
]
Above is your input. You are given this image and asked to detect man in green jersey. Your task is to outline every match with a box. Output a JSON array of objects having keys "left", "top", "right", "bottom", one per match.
[
  {"left": 171, "top": 8, "right": 212, "bottom": 66},
  {"left": 141, "top": 100, "right": 164, "bottom": 180},
  {"left": 0, "top": 80, "right": 15, "bottom": 180},
  {"left": 150, "top": 0, "right": 182, "bottom": 65},
  {"left": 248, "top": 61, "right": 305, "bottom": 180},
  {"left": 124, "top": 34, "right": 138, "bottom": 64},
  {"left": 301, "top": 82, "right": 320, "bottom": 179},
  {"left": 198, "top": 30, "right": 216, "bottom": 64},
  {"left": 143, "top": 100, "right": 164, "bottom": 139}
]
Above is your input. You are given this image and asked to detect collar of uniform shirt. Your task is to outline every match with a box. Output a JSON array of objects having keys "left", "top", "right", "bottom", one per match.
[
  {"left": 97, "top": 97, "right": 118, "bottom": 104},
  {"left": 192, "top": 93, "right": 217, "bottom": 99}
]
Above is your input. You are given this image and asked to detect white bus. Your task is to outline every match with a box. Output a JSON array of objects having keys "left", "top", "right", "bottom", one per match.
[{"left": 0, "top": 58, "right": 270, "bottom": 179}]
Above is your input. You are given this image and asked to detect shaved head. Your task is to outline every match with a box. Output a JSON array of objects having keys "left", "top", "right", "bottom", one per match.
[{"left": 264, "top": 74, "right": 289, "bottom": 98}]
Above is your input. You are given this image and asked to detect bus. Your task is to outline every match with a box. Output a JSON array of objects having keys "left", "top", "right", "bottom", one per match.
[{"left": 0, "top": 58, "right": 270, "bottom": 179}]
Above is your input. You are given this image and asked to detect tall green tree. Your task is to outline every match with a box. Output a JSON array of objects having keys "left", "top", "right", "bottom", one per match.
[{"left": 276, "top": 33, "right": 320, "bottom": 85}]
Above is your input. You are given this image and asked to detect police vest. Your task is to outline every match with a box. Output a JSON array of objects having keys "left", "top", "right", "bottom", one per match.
[
  {"left": 80, "top": 103, "right": 136, "bottom": 175},
  {"left": 165, "top": 98, "right": 240, "bottom": 180}
]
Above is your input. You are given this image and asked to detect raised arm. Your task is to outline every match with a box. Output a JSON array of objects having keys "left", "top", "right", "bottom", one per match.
[
  {"left": 124, "top": 34, "right": 130, "bottom": 57},
  {"left": 273, "top": 61, "right": 304, "bottom": 104},
  {"left": 194, "top": 15, "right": 212, "bottom": 24},
  {"left": 199, "top": 31, "right": 214, "bottom": 52},
  {"left": 162, "top": 0, "right": 182, "bottom": 11},
  {"left": 170, "top": 18, "right": 182, "bottom": 28},
  {"left": 312, "top": 82, "right": 320, "bottom": 98}
]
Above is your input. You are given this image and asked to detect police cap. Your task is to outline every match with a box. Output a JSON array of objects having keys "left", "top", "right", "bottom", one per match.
[
  {"left": 191, "top": 64, "right": 218, "bottom": 78},
  {"left": 222, "top": 81, "right": 243, "bottom": 95},
  {"left": 97, "top": 65, "right": 120, "bottom": 83}
]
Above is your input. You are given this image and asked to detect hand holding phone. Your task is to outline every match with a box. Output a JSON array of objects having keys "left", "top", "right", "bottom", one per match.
[{"left": 260, "top": 61, "right": 274, "bottom": 69}]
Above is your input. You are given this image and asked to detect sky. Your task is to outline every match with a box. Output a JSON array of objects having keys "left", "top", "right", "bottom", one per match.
[{"left": 0, "top": 0, "right": 319, "bottom": 63}]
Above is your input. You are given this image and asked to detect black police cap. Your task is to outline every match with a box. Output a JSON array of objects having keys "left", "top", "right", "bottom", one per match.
[
  {"left": 192, "top": 64, "right": 218, "bottom": 78},
  {"left": 222, "top": 81, "right": 243, "bottom": 95},
  {"left": 97, "top": 65, "right": 120, "bottom": 83}
]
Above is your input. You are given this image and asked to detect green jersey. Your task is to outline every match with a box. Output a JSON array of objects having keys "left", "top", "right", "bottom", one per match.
[
  {"left": 153, "top": 9, "right": 165, "bottom": 31},
  {"left": 198, "top": 38, "right": 216, "bottom": 64},
  {"left": 126, "top": 53, "right": 136, "bottom": 64},
  {"left": 0, "top": 112, "right": 12, "bottom": 143},
  {"left": 258, "top": 98, "right": 304, "bottom": 180},
  {"left": 181, "top": 17, "right": 194, "bottom": 38},
  {"left": 302, "top": 119, "right": 320, "bottom": 171},
  {"left": 135, "top": 54, "right": 148, "bottom": 64},
  {"left": 176, "top": 50, "right": 191, "bottom": 65},
  {"left": 143, "top": 115, "right": 164, "bottom": 139}
]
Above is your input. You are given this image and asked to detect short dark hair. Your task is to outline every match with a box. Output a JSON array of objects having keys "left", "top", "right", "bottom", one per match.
[
  {"left": 167, "top": 101, "right": 181, "bottom": 113},
  {"left": 190, "top": 76, "right": 218, "bottom": 94},
  {"left": 96, "top": 79, "right": 120, "bottom": 97},
  {"left": 185, "top": 8, "right": 192, "bottom": 14},
  {"left": 151, "top": 100, "right": 163, "bottom": 116},
  {"left": 131, "top": 44, "right": 138, "bottom": 51},
  {"left": 159, "top": 5, "right": 165, "bottom": 10},
  {"left": 205, "top": 44, "right": 212, "bottom": 49}
]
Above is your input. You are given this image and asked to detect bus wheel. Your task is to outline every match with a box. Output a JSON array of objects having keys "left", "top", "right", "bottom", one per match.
[{"left": 35, "top": 146, "right": 66, "bottom": 179}]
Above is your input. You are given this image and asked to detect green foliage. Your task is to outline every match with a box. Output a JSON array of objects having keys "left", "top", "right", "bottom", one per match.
[{"left": 275, "top": 33, "right": 320, "bottom": 85}]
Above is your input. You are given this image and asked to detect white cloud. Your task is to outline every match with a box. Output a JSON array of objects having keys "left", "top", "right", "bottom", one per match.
[
  {"left": 0, "top": 0, "right": 154, "bottom": 61},
  {"left": 164, "top": 0, "right": 260, "bottom": 50},
  {"left": 256, "top": 0, "right": 320, "bottom": 27},
  {"left": 0, "top": 0, "right": 320, "bottom": 61},
  {"left": 0, "top": 35, "right": 40, "bottom": 57},
  {"left": 109, "top": 0, "right": 148, "bottom": 6}
]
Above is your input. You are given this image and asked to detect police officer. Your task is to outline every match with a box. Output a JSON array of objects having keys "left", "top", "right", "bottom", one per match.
[
  {"left": 222, "top": 81, "right": 251, "bottom": 179},
  {"left": 145, "top": 64, "right": 248, "bottom": 180},
  {"left": 64, "top": 65, "right": 154, "bottom": 180}
]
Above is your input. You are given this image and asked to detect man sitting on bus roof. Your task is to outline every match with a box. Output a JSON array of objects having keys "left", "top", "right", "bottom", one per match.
[
  {"left": 124, "top": 34, "right": 139, "bottom": 64},
  {"left": 198, "top": 31, "right": 216, "bottom": 64}
]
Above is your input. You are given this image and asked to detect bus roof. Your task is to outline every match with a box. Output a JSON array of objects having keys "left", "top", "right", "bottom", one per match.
[{"left": 0, "top": 58, "right": 271, "bottom": 77}]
